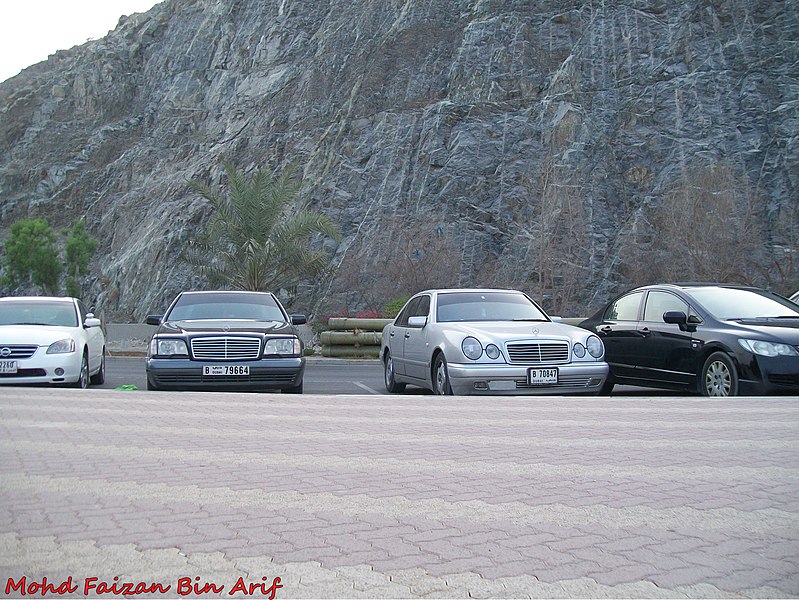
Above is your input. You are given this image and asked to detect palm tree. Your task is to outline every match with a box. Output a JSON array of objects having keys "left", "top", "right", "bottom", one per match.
[{"left": 185, "top": 163, "right": 341, "bottom": 293}]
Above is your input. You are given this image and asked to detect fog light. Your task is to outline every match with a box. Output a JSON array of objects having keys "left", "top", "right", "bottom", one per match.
[
  {"left": 55, "top": 368, "right": 65, "bottom": 376},
  {"left": 589, "top": 378, "right": 602, "bottom": 386},
  {"left": 473, "top": 381, "right": 488, "bottom": 390}
]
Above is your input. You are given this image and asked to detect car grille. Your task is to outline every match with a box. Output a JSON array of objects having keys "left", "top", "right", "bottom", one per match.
[
  {"left": 0, "top": 369, "right": 46, "bottom": 378},
  {"left": 506, "top": 342, "right": 569, "bottom": 364},
  {"left": 190, "top": 337, "right": 261, "bottom": 360},
  {"left": 515, "top": 375, "right": 597, "bottom": 389},
  {"left": 0, "top": 345, "right": 38, "bottom": 359}
]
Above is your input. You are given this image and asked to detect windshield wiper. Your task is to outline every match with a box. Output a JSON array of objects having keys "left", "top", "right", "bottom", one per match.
[{"left": 7, "top": 322, "right": 55, "bottom": 326}]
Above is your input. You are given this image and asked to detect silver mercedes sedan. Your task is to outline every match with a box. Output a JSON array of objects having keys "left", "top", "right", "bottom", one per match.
[{"left": 381, "top": 289, "right": 609, "bottom": 395}]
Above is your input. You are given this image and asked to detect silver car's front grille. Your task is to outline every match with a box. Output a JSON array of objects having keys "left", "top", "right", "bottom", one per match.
[
  {"left": 190, "top": 337, "right": 261, "bottom": 360},
  {"left": 506, "top": 342, "right": 569, "bottom": 364},
  {"left": 0, "top": 345, "right": 38, "bottom": 359}
]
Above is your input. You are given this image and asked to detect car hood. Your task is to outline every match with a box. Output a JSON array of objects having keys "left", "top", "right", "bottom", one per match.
[
  {"left": 157, "top": 319, "right": 295, "bottom": 336},
  {"left": 727, "top": 318, "right": 799, "bottom": 344},
  {"left": 440, "top": 321, "right": 582, "bottom": 341},
  {"left": 0, "top": 325, "right": 81, "bottom": 345}
]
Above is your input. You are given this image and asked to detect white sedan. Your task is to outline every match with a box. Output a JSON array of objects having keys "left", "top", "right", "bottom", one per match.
[
  {"left": 0, "top": 296, "right": 105, "bottom": 388},
  {"left": 381, "top": 289, "right": 609, "bottom": 395}
]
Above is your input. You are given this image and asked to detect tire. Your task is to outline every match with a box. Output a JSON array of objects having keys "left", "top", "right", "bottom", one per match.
[
  {"left": 283, "top": 380, "right": 304, "bottom": 394},
  {"left": 701, "top": 352, "right": 739, "bottom": 397},
  {"left": 383, "top": 352, "right": 406, "bottom": 393},
  {"left": 90, "top": 350, "right": 106, "bottom": 385},
  {"left": 432, "top": 354, "right": 453, "bottom": 395},
  {"left": 72, "top": 353, "right": 89, "bottom": 389},
  {"left": 146, "top": 378, "right": 159, "bottom": 391}
]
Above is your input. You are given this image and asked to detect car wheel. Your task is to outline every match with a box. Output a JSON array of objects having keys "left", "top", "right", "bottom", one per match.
[
  {"left": 90, "top": 350, "right": 106, "bottom": 385},
  {"left": 283, "top": 381, "right": 304, "bottom": 394},
  {"left": 432, "top": 354, "right": 453, "bottom": 395},
  {"left": 701, "top": 352, "right": 739, "bottom": 397},
  {"left": 384, "top": 352, "right": 406, "bottom": 393},
  {"left": 72, "top": 353, "right": 89, "bottom": 389}
]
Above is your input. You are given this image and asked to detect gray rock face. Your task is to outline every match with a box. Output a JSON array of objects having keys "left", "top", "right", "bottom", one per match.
[{"left": 1, "top": 0, "right": 797, "bottom": 319}]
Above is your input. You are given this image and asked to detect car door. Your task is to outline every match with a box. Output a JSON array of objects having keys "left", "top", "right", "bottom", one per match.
[
  {"left": 636, "top": 291, "right": 699, "bottom": 386},
  {"left": 402, "top": 294, "right": 432, "bottom": 381},
  {"left": 78, "top": 300, "right": 102, "bottom": 372},
  {"left": 386, "top": 298, "right": 420, "bottom": 376},
  {"left": 594, "top": 291, "right": 645, "bottom": 381}
]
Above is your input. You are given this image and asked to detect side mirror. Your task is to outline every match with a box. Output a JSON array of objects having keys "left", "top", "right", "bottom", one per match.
[
  {"left": 84, "top": 317, "right": 102, "bottom": 328},
  {"left": 663, "top": 311, "right": 696, "bottom": 332},
  {"left": 291, "top": 314, "right": 308, "bottom": 326},
  {"left": 407, "top": 316, "right": 427, "bottom": 328},
  {"left": 145, "top": 315, "right": 162, "bottom": 326}
]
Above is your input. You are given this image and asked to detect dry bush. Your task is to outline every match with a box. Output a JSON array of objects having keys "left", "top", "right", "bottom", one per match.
[{"left": 623, "top": 163, "right": 767, "bottom": 287}]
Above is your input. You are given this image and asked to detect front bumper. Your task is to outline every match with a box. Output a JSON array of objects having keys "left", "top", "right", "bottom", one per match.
[
  {"left": 0, "top": 350, "right": 83, "bottom": 386},
  {"left": 738, "top": 354, "right": 799, "bottom": 395},
  {"left": 446, "top": 361, "right": 609, "bottom": 395},
  {"left": 146, "top": 357, "right": 305, "bottom": 391}
]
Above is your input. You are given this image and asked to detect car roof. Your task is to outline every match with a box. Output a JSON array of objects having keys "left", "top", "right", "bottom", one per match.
[
  {"left": 179, "top": 290, "right": 274, "bottom": 296},
  {"left": 0, "top": 296, "right": 77, "bottom": 302},
  {"left": 630, "top": 283, "right": 762, "bottom": 293},
  {"left": 416, "top": 288, "right": 527, "bottom": 295}
]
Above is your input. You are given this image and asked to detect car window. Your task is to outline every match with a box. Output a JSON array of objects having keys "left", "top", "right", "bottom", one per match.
[
  {"left": 413, "top": 295, "right": 431, "bottom": 318},
  {"left": 167, "top": 293, "right": 287, "bottom": 322},
  {"left": 436, "top": 291, "right": 547, "bottom": 322},
  {"left": 643, "top": 291, "right": 689, "bottom": 323},
  {"left": 395, "top": 297, "right": 421, "bottom": 327},
  {"left": 689, "top": 287, "right": 799, "bottom": 320},
  {"left": 604, "top": 292, "right": 644, "bottom": 321},
  {"left": 0, "top": 301, "right": 78, "bottom": 327}
]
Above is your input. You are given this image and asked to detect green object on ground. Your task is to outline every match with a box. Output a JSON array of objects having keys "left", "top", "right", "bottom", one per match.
[{"left": 115, "top": 385, "right": 138, "bottom": 391}]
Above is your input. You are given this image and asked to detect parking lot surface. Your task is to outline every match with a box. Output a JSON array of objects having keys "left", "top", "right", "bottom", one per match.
[{"left": 1, "top": 388, "right": 797, "bottom": 598}]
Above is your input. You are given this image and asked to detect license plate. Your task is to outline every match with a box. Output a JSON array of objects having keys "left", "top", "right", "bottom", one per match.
[
  {"left": 0, "top": 360, "right": 17, "bottom": 374},
  {"left": 528, "top": 367, "right": 558, "bottom": 385},
  {"left": 203, "top": 365, "right": 250, "bottom": 376}
]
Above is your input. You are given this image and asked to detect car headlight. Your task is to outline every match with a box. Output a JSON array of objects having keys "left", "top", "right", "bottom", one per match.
[
  {"left": 586, "top": 335, "right": 604, "bottom": 359},
  {"left": 573, "top": 342, "right": 586, "bottom": 358},
  {"left": 47, "top": 338, "right": 76, "bottom": 354},
  {"left": 739, "top": 339, "right": 799, "bottom": 357},
  {"left": 462, "top": 337, "right": 483, "bottom": 360},
  {"left": 485, "top": 344, "right": 501, "bottom": 360},
  {"left": 150, "top": 338, "right": 188, "bottom": 356},
  {"left": 264, "top": 337, "right": 301, "bottom": 356}
]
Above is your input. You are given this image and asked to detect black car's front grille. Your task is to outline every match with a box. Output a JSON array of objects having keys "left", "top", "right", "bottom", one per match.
[
  {"left": 768, "top": 374, "right": 799, "bottom": 387},
  {"left": 190, "top": 337, "right": 261, "bottom": 360},
  {"left": 0, "top": 345, "right": 38, "bottom": 359},
  {"left": 506, "top": 342, "right": 569, "bottom": 364}
]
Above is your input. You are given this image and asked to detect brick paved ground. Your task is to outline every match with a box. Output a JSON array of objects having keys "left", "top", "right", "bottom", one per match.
[{"left": 0, "top": 388, "right": 797, "bottom": 598}]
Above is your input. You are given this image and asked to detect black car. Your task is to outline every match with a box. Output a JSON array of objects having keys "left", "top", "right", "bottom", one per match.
[
  {"left": 145, "top": 290, "right": 307, "bottom": 392},
  {"left": 580, "top": 284, "right": 799, "bottom": 396}
]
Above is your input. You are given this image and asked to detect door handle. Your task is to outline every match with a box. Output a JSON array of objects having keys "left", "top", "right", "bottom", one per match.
[
  {"left": 639, "top": 327, "right": 651, "bottom": 336},
  {"left": 600, "top": 326, "right": 612, "bottom": 333},
  {"left": 404, "top": 332, "right": 411, "bottom": 339}
]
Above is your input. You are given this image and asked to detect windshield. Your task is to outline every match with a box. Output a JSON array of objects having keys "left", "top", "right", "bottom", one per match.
[
  {"left": 166, "top": 293, "right": 287, "bottom": 322},
  {"left": 437, "top": 291, "right": 548, "bottom": 323},
  {"left": 689, "top": 288, "right": 799, "bottom": 320},
  {"left": 0, "top": 301, "right": 79, "bottom": 327}
]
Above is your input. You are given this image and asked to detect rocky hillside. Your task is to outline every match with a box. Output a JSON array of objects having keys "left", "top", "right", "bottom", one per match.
[{"left": 1, "top": 0, "right": 797, "bottom": 319}]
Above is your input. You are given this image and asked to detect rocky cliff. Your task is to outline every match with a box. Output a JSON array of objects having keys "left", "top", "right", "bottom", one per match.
[{"left": 1, "top": 0, "right": 797, "bottom": 318}]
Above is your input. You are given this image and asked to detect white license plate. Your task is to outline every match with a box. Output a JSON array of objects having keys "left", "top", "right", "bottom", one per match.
[
  {"left": 528, "top": 367, "right": 558, "bottom": 385},
  {"left": 0, "top": 360, "right": 17, "bottom": 374},
  {"left": 203, "top": 365, "right": 250, "bottom": 376}
]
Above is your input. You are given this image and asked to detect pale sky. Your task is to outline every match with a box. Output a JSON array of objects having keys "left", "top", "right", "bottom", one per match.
[{"left": 0, "top": 0, "right": 163, "bottom": 83}]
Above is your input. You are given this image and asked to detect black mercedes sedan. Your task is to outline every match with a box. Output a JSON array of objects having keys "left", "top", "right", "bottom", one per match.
[
  {"left": 579, "top": 284, "right": 799, "bottom": 396},
  {"left": 145, "top": 290, "right": 306, "bottom": 392}
]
